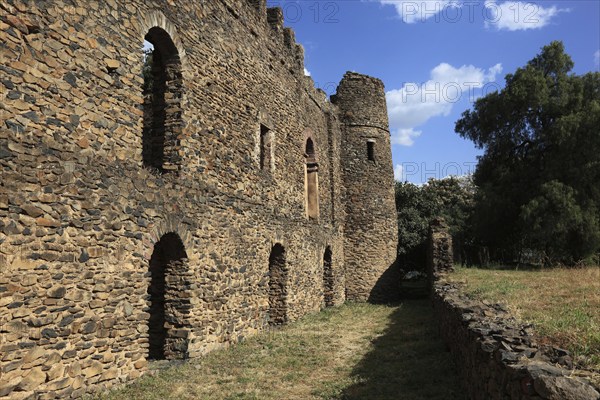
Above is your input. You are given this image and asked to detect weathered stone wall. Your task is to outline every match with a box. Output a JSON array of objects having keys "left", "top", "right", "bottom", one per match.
[
  {"left": 0, "top": 0, "right": 396, "bottom": 398},
  {"left": 433, "top": 282, "right": 600, "bottom": 400},
  {"left": 427, "top": 218, "right": 453, "bottom": 290},
  {"left": 429, "top": 225, "right": 599, "bottom": 400},
  {"left": 333, "top": 72, "right": 398, "bottom": 302}
]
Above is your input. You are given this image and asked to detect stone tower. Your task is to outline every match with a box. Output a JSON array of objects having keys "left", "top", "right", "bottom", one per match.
[{"left": 333, "top": 72, "right": 399, "bottom": 301}]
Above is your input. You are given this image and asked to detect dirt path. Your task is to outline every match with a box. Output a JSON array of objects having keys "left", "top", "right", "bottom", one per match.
[{"left": 100, "top": 300, "right": 465, "bottom": 400}]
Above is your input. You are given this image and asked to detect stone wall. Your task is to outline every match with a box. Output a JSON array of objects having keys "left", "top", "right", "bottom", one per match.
[
  {"left": 427, "top": 218, "right": 453, "bottom": 290},
  {"left": 429, "top": 224, "right": 599, "bottom": 400},
  {"left": 433, "top": 282, "right": 599, "bottom": 400},
  {"left": 0, "top": 0, "right": 397, "bottom": 398}
]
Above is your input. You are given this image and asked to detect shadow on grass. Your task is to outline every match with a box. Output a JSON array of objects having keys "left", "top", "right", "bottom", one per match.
[{"left": 340, "top": 300, "right": 466, "bottom": 400}]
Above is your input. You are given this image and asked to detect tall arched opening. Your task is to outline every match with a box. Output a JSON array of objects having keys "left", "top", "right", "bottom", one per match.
[
  {"left": 323, "top": 246, "right": 334, "bottom": 307},
  {"left": 268, "top": 243, "right": 288, "bottom": 326},
  {"left": 142, "top": 27, "right": 183, "bottom": 173},
  {"left": 147, "top": 232, "right": 191, "bottom": 360},
  {"left": 305, "top": 138, "right": 319, "bottom": 219}
]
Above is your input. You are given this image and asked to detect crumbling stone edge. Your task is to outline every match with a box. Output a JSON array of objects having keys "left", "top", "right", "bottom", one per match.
[
  {"left": 426, "top": 219, "right": 599, "bottom": 399},
  {"left": 432, "top": 279, "right": 600, "bottom": 400}
]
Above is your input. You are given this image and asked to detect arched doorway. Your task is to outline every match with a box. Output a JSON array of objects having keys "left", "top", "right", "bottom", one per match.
[
  {"left": 323, "top": 246, "right": 334, "bottom": 307},
  {"left": 142, "top": 27, "right": 183, "bottom": 173},
  {"left": 305, "top": 138, "right": 319, "bottom": 219},
  {"left": 268, "top": 243, "right": 288, "bottom": 326},
  {"left": 147, "top": 232, "right": 190, "bottom": 360}
]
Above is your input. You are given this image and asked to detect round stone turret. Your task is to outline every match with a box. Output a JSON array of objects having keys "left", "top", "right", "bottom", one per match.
[
  {"left": 332, "top": 72, "right": 389, "bottom": 131},
  {"left": 333, "top": 72, "right": 398, "bottom": 302}
]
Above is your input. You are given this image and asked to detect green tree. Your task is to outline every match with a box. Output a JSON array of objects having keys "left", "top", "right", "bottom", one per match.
[
  {"left": 521, "top": 181, "right": 600, "bottom": 264},
  {"left": 424, "top": 176, "right": 475, "bottom": 237},
  {"left": 455, "top": 41, "right": 600, "bottom": 264},
  {"left": 424, "top": 176, "right": 476, "bottom": 264},
  {"left": 395, "top": 176, "right": 475, "bottom": 269},
  {"left": 142, "top": 48, "right": 154, "bottom": 93},
  {"left": 395, "top": 181, "right": 437, "bottom": 260}
]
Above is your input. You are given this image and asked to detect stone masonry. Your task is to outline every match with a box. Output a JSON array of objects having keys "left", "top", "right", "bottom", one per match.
[
  {"left": 333, "top": 73, "right": 399, "bottom": 302},
  {"left": 428, "top": 223, "right": 600, "bottom": 400},
  {"left": 427, "top": 217, "right": 453, "bottom": 290},
  {"left": 433, "top": 282, "right": 600, "bottom": 400},
  {"left": 0, "top": 0, "right": 398, "bottom": 398}
]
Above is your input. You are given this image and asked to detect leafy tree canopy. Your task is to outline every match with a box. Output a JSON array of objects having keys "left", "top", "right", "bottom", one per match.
[
  {"left": 395, "top": 176, "right": 475, "bottom": 268},
  {"left": 455, "top": 41, "right": 600, "bottom": 264}
]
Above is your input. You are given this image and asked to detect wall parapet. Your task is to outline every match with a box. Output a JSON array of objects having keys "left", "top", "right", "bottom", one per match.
[{"left": 432, "top": 280, "right": 600, "bottom": 400}]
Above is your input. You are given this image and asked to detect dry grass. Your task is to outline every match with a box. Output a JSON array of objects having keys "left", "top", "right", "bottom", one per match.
[
  {"left": 450, "top": 266, "right": 600, "bottom": 372},
  {"left": 96, "top": 301, "right": 465, "bottom": 400}
]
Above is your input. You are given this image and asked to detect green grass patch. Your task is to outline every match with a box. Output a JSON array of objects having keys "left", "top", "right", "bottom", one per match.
[
  {"left": 96, "top": 301, "right": 465, "bottom": 400},
  {"left": 451, "top": 265, "right": 600, "bottom": 373}
]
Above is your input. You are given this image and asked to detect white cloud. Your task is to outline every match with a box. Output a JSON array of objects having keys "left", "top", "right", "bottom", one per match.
[
  {"left": 387, "top": 62, "right": 502, "bottom": 146},
  {"left": 392, "top": 128, "right": 422, "bottom": 146},
  {"left": 394, "top": 164, "right": 405, "bottom": 181},
  {"left": 379, "top": 0, "right": 459, "bottom": 23},
  {"left": 595, "top": 50, "right": 600, "bottom": 69},
  {"left": 304, "top": 68, "right": 311, "bottom": 77},
  {"left": 484, "top": 1, "right": 568, "bottom": 31},
  {"left": 485, "top": 63, "right": 503, "bottom": 81},
  {"left": 378, "top": 1, "right": 567, "bottom": 30}
]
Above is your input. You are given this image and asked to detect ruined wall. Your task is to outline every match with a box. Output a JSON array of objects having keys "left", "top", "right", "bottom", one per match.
[
  {"left": 428, "top": 226, "right": 599, "bottom": 400},
  {"left": 0, "top": 0, "right": 395, "bottom": 398},
  {"left": 333, "top": 73, "right": 398, "bottom": 302},
  {"left": 433, "top": 282, "right": 600, "bottom": 400},
  {"left": 427, "top": 218, "right": 453, "bottom": 290}
]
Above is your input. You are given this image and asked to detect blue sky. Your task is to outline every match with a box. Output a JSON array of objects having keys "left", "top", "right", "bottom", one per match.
[{"left": 267, "top": 0, "right": 600, "bottom": 183}]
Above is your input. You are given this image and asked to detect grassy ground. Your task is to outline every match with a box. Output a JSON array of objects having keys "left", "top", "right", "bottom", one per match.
[
  {"left": 450, "top": 265, "right": 600, "bottom": 372},
  {"left": 97, "top": 301, "right": 465, "bottom": 400}
]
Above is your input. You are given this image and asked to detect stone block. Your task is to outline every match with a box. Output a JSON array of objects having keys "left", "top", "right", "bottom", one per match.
[
  {"left": 105, "top": 58, "right": 120, "bottom": 69},
  {"left": 18, "top": 367, "right": 46, "bottom": 391},
  {"left": 83, "top": 361, "right": 103, "bottom": 378},
  {"left": 47, "top": 285, "right": 66, "bottom": 298}
]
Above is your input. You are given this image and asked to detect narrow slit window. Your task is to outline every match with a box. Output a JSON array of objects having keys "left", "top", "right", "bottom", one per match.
[
  {"left": 367, "top": 140, "right": 375, "bottom": 161},
  {"left": 260, "top": 124, "right": 271, "bottom": 170},
  {"left": 305, "top": 137, "right": 319, "bottom": 219}
]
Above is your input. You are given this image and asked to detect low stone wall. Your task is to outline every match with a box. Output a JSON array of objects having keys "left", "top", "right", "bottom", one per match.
[{"left": 432, "top": 280, "right": 600, "bottom": 400}]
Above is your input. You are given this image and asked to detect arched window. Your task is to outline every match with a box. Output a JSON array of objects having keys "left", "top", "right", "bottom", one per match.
[
  {"left": 305, "top": 138, "right": 319, "bottom": 219},
  {"left": 147, "top": 232, "right": 190, "bottom": 360},
  {"left": 268, "top": 243, "right": 288, "bottom": 325},
  {"left": 306, "top": 138, "right": 315, "bottom": 159},
  {"left": 142, "top": 28, "right": 183, "bottom": 174}
]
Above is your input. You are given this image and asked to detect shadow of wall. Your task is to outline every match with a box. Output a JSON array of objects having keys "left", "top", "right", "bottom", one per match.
[
  {"left": 368, "top": 258, "right": 401, "bottom": 304},
  {"left": 341, "top": 300, "right": 466, "bottom": 400}
]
